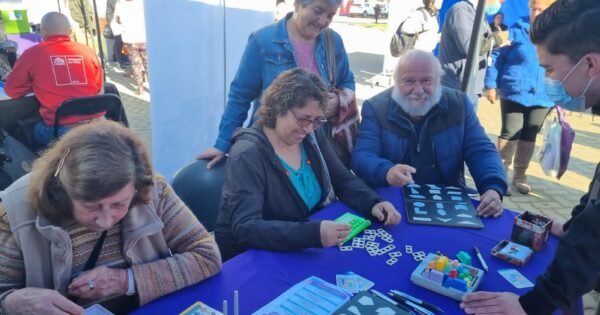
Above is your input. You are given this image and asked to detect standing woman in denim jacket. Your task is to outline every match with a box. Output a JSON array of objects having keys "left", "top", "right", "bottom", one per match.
[
  {"left": 483, "top": 0, "right": 556, "bottom": 195},
  {"left": 198, "top": 0, "right": 356, "bottom": 168}
]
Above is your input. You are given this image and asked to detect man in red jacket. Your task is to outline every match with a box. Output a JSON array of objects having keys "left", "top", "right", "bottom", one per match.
[{"left": 5, "top": 11, "right": 103, "bottom": 146}]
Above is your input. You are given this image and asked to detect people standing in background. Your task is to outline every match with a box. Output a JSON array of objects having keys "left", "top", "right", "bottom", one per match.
[
  {"left": 105, "top": 0, "right": 128, "bottom": 68},
  {"left": 438, "top": 0, "right": 504, "bottom": 109},
  {"left": 112, "top": 0, "right": 148, "bottom": 96},
  {"left": 400, "top": 0, "right": 443, "bottom": 53},
  {"left": 489, "top": 12, "right": 510, "bottom": 49},
  {"left": 489, "top": 12, "right": 507, "bottom": 32},
  {"left": 374, "top": 3, "right": 382, "bottom": 24},
  {"left": 68, "top": 0, "right": 98, "bottom": 52},
  {"left": 198, "top": 0, "right": 359, "bottom": 170},
  {"left": 484, "top": 0, "right": 556, "bottom": 196}
]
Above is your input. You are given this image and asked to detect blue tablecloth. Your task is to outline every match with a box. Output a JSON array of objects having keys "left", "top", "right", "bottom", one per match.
[{"left": 130, "top": 186, "right": 580, "bottom": 315}]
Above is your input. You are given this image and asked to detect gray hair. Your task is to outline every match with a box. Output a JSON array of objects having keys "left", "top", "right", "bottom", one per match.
[
  {"left": 394, "top": 49, "right": 444, "bottom": 85},
  {"left": 27, "top": 120, "right": 154, "bottom": 225},
  {"left": 40, "top": 12, "right": 71, "bottom": 37},
  {"left": 299, "top": 0, "right": 343, "bottom": 7}
]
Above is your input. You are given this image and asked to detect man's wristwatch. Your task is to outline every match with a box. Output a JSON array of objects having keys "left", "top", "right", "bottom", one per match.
[{"left": 126, "top": 268, "right": 136, "bottom": 296}]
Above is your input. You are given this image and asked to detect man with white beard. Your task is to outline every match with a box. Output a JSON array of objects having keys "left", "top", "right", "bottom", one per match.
[{"left": 352, "top": 50, "right": 506, "bottom": 217}]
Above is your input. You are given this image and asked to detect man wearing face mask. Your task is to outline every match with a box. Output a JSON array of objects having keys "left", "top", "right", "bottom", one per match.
[
  {"left": 438, "top": 0, "right": 505, "bottom": 108},
  {"left": 460, "top": 0, "right": 600, "bottom": 314}
]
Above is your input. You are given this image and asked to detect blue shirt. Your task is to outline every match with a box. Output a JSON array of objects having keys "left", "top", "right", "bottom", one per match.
[{"left": 278, "top": 145, "right": 322, "bottom": 211}]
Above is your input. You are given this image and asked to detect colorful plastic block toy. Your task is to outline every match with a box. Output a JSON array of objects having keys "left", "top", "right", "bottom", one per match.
[
  {"left": 411, "top": 253, "right": 485, "bottom": 300},
  {"left": 456, "top": 251, "right": 472, "bottom": 265}
]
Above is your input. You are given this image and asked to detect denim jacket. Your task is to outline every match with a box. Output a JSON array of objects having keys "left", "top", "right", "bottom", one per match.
[{"left": 214, "top": 12, "right": 355, "bottom": 152}]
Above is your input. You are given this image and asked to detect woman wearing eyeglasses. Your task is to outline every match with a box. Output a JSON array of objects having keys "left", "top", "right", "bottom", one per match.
[
  {"left": 215, "top": 69, "right": 401, "bottom": 261},
  {"left": 0, "top": 121, "right": 221, "bottom": 314}
]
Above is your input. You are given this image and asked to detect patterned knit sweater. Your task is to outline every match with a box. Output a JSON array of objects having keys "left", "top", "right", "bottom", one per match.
[{"left": 0, "top": 177, "right": 222, "bottom": 310}]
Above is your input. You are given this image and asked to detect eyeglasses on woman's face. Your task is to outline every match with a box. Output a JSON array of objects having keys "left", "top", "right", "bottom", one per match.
[{"left": 290, "top": 109, "right": 327, "bottom": 129}]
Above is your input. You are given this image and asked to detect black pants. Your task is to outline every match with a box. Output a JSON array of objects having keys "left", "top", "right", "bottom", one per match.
[
  {"left": 499, "top": 99, "right": 551, "bottom": 142},
  {"left": 112, "top": 35, "right": 124, "bottom": 62}
]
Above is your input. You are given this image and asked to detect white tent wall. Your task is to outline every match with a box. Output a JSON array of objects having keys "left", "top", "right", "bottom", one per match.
[{"left": 145, "top": 0, "right": 273, "bottom": 179}]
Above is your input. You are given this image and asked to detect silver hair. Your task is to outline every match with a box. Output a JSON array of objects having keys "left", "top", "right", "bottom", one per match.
[
  {"left": 394, "top": 49, "right": 444, "bottom": 85},
  {"left": 299, "top": 0, "right": 343, "bottom": 7}
]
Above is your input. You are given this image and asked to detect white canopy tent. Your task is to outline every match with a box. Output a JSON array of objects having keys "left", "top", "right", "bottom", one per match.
[{"left": 145, "top": 0, "right": 273, "bottom": 179}]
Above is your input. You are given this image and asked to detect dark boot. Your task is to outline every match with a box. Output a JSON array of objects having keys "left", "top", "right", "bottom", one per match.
[
  {"left": 513, "top": 140, "right": 536, "bottom": 194},
  {"left": 497, "top": 138, "right": 517, "bottom": 196}
]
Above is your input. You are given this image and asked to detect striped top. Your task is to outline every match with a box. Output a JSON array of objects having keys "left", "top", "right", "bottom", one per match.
[{"left": 0, "top": 177, "right": 222, "bottom": 312}]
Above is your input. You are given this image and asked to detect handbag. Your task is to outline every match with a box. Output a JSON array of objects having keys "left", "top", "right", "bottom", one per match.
[
  {"left": 556, "top": 106, "right": 575, "bottom": 179},
  {"left": 389, "top": 8, "right": 428, "bottom": 57},
  {"left": 539, "top": 106, "right": 575, "bottom": 179},
  {"left": 324, "top": 29, "right": 360, "bottom": 168},
  {"left": 103, "top": 25, "right": 114, "bottom": 39}
]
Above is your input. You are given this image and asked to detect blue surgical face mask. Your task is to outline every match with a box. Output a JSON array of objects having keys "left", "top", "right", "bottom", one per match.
[
  {"left": 485, "top": 0, "right": 502, "bottom": 16},
  {"left": 544, "top": 58, "right": 596, "bottom": 112}
]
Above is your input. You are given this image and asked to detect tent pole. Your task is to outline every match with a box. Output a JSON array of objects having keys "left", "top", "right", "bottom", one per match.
[
  {"left": 91, "top": 0, "right": 107, "bottom": 82},
  {"left": 461, "top": 0, "right": 486, "bottom": 95}
]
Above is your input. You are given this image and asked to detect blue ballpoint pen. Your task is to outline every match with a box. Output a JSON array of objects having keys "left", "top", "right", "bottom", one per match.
[{"left": 474, "top": 245, "right": 489, "bottom": 272}]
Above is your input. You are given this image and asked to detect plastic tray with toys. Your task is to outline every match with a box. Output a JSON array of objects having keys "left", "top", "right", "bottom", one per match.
[{"left": 410, "top": 253, "right": 484, "bottom": 300}]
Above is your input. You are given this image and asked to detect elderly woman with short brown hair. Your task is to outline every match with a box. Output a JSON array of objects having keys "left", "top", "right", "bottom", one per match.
[
  {"left": 0, "top": 121, "right": 222, "bottom": 314},
  {"left": 215, "top": 68, "right": 401, "bottom": 261}
]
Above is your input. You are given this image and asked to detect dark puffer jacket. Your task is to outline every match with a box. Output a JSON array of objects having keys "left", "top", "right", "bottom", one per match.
[{"left": 215, "top": 126, "right": 382, "bottom": 261}]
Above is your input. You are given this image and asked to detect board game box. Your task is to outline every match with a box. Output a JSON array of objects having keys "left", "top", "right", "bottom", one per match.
[{"left": 403, "top": 184, "right": 483, "bottom": 229}]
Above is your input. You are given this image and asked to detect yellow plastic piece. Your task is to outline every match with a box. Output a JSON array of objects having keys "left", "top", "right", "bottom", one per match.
[{"left": 435, "top": 255, "right": 449, "bottom": 271}]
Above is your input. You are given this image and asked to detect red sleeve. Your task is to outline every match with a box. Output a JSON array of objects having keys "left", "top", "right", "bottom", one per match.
[{"left": 4, "top": 51, "right": 34, "bottom": 98}]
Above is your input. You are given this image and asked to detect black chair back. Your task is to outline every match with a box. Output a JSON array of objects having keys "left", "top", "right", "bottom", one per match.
[
  {"left": 54, "top": 94, "right": 129, "bottom": 138},
  {"left": 171, "top": 158, "right": 227, "bottom": 232}
]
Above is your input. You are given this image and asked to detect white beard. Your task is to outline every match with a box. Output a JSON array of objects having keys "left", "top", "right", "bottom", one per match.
[{"left": 391, "top": 84, "right": 443, "bottom": 117}]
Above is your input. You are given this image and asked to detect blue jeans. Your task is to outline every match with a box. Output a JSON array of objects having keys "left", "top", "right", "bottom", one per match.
[{"left": 33, "top": 121, "right": 70, "bottom": 147}]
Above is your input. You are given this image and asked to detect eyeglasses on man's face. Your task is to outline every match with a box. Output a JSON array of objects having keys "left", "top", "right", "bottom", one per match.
[{"left": 290, "top": 109, "right": 327, "bottom": 129}]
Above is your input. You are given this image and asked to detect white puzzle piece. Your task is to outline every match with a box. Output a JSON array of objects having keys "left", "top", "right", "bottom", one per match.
[
  {"left": 389, "top": 251, "right": 402, "bottom": 258},
  {"left": 412, "top": 251, "right": 427, "bottom": 261}
]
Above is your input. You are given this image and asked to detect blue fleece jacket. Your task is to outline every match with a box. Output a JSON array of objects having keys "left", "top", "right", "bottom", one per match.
[
  {"left": 352, "top": 87, "right": 507, "bottom": 196},
  {"left": 484, "top": 18, "right": 554, "bottom": 107}
]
